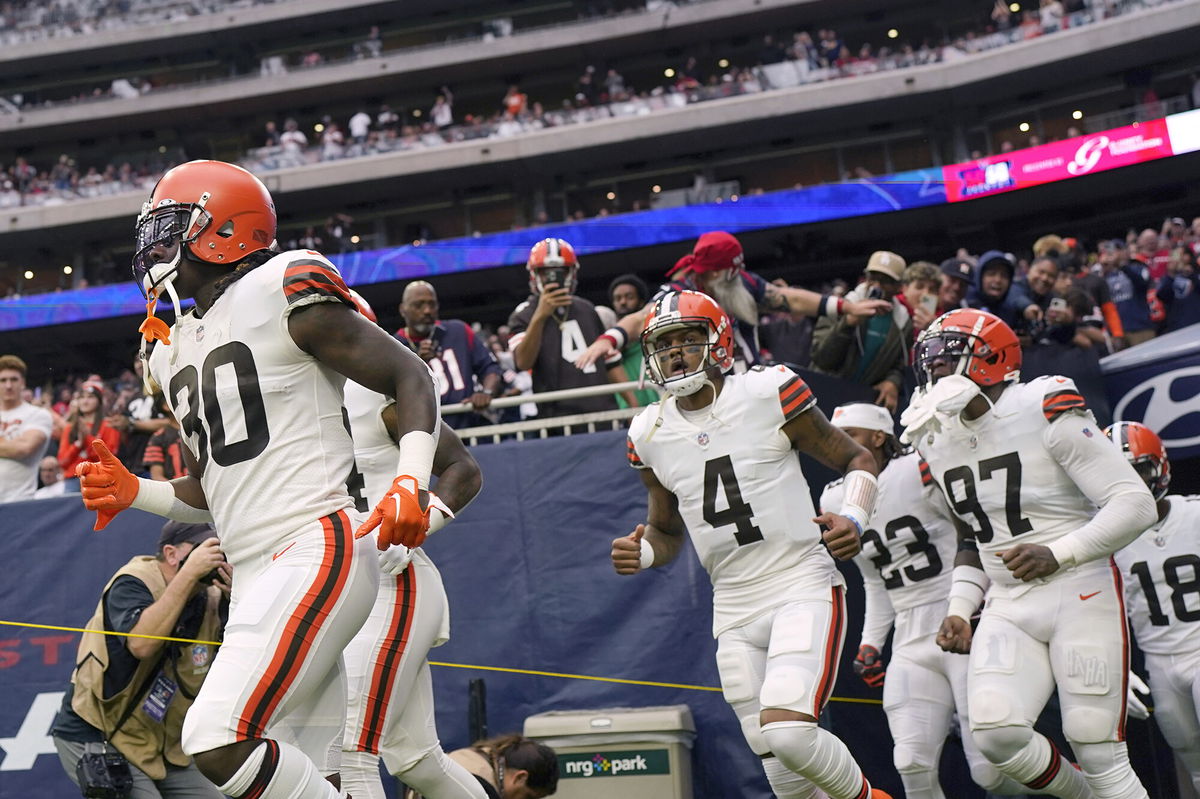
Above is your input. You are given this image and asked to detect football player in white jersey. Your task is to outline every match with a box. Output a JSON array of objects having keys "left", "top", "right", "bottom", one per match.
[
  {"left": 904, "top": 308, "right": 1157, "bottom": 799},
  {"left": 338, "top": 293, "right": 487, "bottom": 799},
  {"left": 77, "top": 160, "right": 440, "bottom": 799},
  {"left": 1106, "top": 421, "right": 1200, "bottom": 792},
  {"left": 821, "top": 402, "right": 1039, "bottom": 799},
  {"left": 613, "top": 290, "right": 892, "bottom": 799}
]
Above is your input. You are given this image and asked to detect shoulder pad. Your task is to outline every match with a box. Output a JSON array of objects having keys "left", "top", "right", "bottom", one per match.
[{"left": 1033, "top": 375, "right": 1088, "bottom": 424}]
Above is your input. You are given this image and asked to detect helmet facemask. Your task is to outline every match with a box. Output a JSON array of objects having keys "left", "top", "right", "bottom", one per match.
[
  {"left": 914, "top": 330, "right": 975, "bottom": 388},
  {"left": 643, "top": 319, "right": 725, "bottom": 397}
]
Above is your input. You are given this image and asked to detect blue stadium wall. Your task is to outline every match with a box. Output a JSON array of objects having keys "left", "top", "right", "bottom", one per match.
[{"left": 0, "top": 379, "right": 1184, "bottom": 797}]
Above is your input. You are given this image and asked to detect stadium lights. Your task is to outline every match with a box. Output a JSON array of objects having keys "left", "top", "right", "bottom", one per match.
[
  {"left": 350, "top": 235, "right": 360, "bottom": 244},
  {"left": 606, "top": 191, "right": 616, "bottom": 200},
  {"left": 1072, "top": 110, "right": 1084, "bottom": 120},
  {"left": 652, "top": 184, "right": 662, "bottom": 193},
  {"left": 23, "top": 270, "right": 33, "bottom": 280},
  {"left": 1009, "top": 2, "right": 1020, "bottom": 11},
  {"left": 158, "top": 145, "right": 166, "bottom": 153},
  {"left": 413, "top": 109, "right": 422, "bottom": 118},
  {"left": 314, "top": 123, "right": 325, "bottom": 133},
  {"left": 664, "top": 68, "right": 676, "bottom": 78},
  {"left": 63, "top": 265, "right": 73, "bottom": 275},
  {"left": 1019, "top": 122, "right": 1031, "bottom": 132},
  {"left": 718, "top": 58, "right": 730, "bottom": 69},
  {"left": 887, "top": 29, "right": 899, "bottom": 39}
]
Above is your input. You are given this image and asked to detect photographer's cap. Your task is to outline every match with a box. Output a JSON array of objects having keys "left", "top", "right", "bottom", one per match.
[
  {"left": 158, "top": 521, "right": 216, "bottom": 550},
  {"left": 830, "top": 402, "right": 895, "bottom": 434}
]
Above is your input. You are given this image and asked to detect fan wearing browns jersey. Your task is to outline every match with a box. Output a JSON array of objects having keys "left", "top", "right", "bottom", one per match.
[
  {"left": 76, "top": 160, "right": 440, "bottom": 799},
  {"left": 1107, "top": 421, "right": 1200, "bottom": 792},
  {"left": 905, "top": 308, "right": 1157, "bottom": 799},
  {"left": 614, "top": 290, "right": 891, "bottom": 799}
]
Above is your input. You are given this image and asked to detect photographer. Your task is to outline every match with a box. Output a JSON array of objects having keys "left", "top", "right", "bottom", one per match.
[
  {"left": 810, "top": 250, "right": 913, "bottom": 413},
  {"left": 51, "top": 522, "right": 230, "bottom": 798}
]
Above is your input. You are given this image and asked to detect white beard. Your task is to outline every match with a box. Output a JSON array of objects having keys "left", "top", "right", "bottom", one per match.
[{"left": 706, "top": 275, "right": 759, "bottom": 326}]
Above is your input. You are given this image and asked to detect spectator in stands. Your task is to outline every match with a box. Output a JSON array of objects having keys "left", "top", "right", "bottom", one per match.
[
  {"left": 1133, "top": 226, "right": 1171, "bottom": 281},
  {"left": 607, "top": 274, "right": 657, "bottom": 408},
  {"left": 510, "top": 238, "right": 624, "bottom": 418},
  {"left": 810, "top": 251, "right": 912, "bottom": 413},
  {"left": 0, "top": 355, "right": 53, "bottom": 503},
  {"left": 143, "top": 398, "right": 186, "bottom": 481},
  {"left": 937, "top": 255, "right": 974, "bottom": 313},
  {"left": 1021, "top": 287, "right": 1113, "bottom": 426},
  {"left": 348, "top": 108, "right": 372, "bottom": 147},
  {"left": 1156, "top": 245, "right": 1200, "bottom": 333},
  {"left": 418, "top": 734, "right": 557, "bottom": 799},
  {"left": 502, "top": 85, "right": 528, "bottom": 117},
  {"left": 51, "top": 521, "right": 229, "bottom": 799},
  {"left": 758, "top": 278, "right": 816, "bottom": 369},
  {"left": 279, "top": 118, "right": 307, "bottom": 155},
  {"left": 398, "top": 281, "right": 503, "bottom": 428},
  {"left": 1096, "top": 239, "right": 1155, "bottom": 345},
  {"left": 431, "top": 87, "right": 454, "bottom": 130},
  {"left": 34, "top": 455, "right": 66, "bottom": 498},
  {"left": 108, "top": 356, "right": 171, "bottom": 473},
  {"left": 967, "top": 250, "right": 1032, "bottom": 328},
  {"left": 58, "top": 380, "right": 122, "bottom": 476},
  {"left": 897, "top": 260, "right": 941, "bottom": 335},
  {"left": 263, "top": 120, "right": 280, "bottom": 147},
  {"left": 320, "top": 121, "right": 345, "bottom": 161},
  {"left": 354, "top": 25, "right": 383, "bottom": 59},
  {"left": 1016, "top": 254, "right": 1059, "bottom": 319}
]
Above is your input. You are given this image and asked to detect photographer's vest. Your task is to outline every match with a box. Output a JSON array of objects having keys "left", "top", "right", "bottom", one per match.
[{"left": 70, "top": 556, "right": 221, "bottom": 780}]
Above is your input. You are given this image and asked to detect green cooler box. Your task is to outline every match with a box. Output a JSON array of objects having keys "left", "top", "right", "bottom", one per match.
[{"left": 524, "top": 705, "right": 695, "bottom": 799}]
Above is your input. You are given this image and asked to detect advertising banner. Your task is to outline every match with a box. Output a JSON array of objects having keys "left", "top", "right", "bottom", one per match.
[{"left": 1101, "top": 325, "right": 1200, "bottom": 459}]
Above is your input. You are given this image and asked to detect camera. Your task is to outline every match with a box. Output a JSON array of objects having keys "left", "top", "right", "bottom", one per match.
[
  {"left": 179, "top": 546, "right": 225, "bottom": 586},
  {"left": 76, "top": 742, "right": 133, "bottom": 798},
  {"left": 866, "top": 286, "right": 885, "bottom": 301}
]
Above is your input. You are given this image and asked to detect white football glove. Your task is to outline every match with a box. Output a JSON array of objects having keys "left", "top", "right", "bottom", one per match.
[{"left": 1126, "top": 671, "right": 1151, "bottom": 721}]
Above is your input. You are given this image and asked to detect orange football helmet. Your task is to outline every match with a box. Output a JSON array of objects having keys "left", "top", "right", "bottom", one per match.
[
  {"left": 526, "top": 238, "right": 579, "bottom": 295},
  {"left": 641, "top": 290, "right": 734, "bottom": 397},
  {"left": 1105, "top": 421, "right": 1170, "bottom": 500},
  {"left": 133, "top": 160, "right": 276, "bottom": 297},
  {"left": 914, "top": 308, "right": 1021, "bottom": 387},
  {"left": 348, "top": 288, "right": 377, "bottom": 323}
]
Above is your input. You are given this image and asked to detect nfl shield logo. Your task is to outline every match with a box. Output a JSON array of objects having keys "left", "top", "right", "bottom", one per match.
[
  {"left": 696, "top": 432, "right": 709, "bottom": 447},
  {"left": 192, "top": 645, "right": 209, "bottom": 667}
]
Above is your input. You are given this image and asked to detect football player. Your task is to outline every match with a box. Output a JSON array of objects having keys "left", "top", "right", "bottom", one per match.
[
  {"left": 1106, "top": 421, "right": 1200, "bottom": 792},
  {"left": 339, "top": 293, "right": 487, "bottom": 799},
  {"left": 77, "top": 160, "right": 440, "bottom": 799},
  {"left": 613, "top": 290, "right": 891, "bottom": 799},
  {"left": 906, "top": 308, "right": 1157, "bottom": 799},
  {"left": 821, "top": 402, "right": 1037, "bottom": 799}
]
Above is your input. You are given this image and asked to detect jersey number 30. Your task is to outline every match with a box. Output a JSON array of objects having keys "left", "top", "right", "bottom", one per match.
[
  {"left": 702, "top": 456, "right": 763, "bottom": 545},
  {"left": 169, "top": 341, "right": 270, "bottom": 470}
]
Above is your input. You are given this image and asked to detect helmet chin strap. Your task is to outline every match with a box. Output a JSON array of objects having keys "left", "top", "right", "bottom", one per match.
[{"left": 137, "top": 256, "right": 186, "bottom": 391}]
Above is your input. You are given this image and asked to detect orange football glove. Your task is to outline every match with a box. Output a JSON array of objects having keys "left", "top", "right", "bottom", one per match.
[
  {"left": 355, "top": 475, "right": 430, "bottom": 550},
  {"left": 854, "top": 644, "right": 886, "bottom": 688},
  {"left": 76, "top": 440, "right": 140, "bottom": 531}
]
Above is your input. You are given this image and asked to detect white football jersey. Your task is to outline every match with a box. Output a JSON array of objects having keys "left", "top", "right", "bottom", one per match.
[
  {"left": 822, "top": 451, "right": 956, "bottom": 648},
  {"left": 148, "top": 251, "right": 359, "bottom": 563},
  {"left": 628, "top": 365, "right": 841, "bottom": 636},
  {"left": 1114, "top": 495, "right": 1200, "bottom": 655},
  {"left": 916, "top": 376, "right": 1143, "bottom": 595}
]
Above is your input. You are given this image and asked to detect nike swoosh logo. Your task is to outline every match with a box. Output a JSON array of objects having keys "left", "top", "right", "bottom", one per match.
[
  {"left": 1079, "top": 591, "right": 1101, "bottom": 601},
  {"left": 272, "top": 541, "right": 296, "bottom": 561}
]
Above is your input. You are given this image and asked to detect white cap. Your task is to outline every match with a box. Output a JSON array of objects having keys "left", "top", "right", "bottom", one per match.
[{"left": 830, "top": 402, "right": 894, "bottom": 434}]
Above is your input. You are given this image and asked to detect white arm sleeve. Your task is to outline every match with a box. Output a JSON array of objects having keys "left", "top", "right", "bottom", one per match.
[
  {"left": 856, "top": 562, "right": 896, "bottom": 651},
  {"left": 130, "top": 477, "right": 215, "bottom": 523},
  {"left": 1043, "top": 411, "right": 1158, "bottom": 569}
]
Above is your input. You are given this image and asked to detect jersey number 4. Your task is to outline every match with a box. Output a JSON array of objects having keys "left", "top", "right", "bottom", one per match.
[
  {"left": 1130, "top": 556, "right": 1200, "bottom": 626},
  {"left": 169, "top": 341, "right": 270, "bottom": 470},
  {"left": 941, "top": 452, "right": 1032, "bottom": 543},
  {"left": 702, "top": 456, "right": 763, "bottom": 545}
]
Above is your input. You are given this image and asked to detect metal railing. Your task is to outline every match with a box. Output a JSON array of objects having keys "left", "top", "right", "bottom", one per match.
[
  {"left": 1083, "top": 94, "right": 1192, "bottom": 133},
  {"left": 441, "top": 380, "right": 658, "bottom": 445}
]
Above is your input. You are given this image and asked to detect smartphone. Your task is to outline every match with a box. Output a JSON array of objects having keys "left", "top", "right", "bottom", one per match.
[
  {"left": 1049, "top": 297, "right": 1068, "bottom": 312},
  {"left": 918, "top": 293, "right": 938, "bottom": 315}
]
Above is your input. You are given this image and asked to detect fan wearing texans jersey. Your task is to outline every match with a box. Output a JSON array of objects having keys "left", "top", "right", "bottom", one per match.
[
  {"left": 77, "top": 160, "right": 439, "bottom": 799},
  {"left": 397, "top": 281, "right": 502, "bottom": 429},
  {"left": 821, "top": 402, "right": 1036, "bottom": 799},
  {"left": 905, "top": 308, "right": 1156, "bottom": 799},
  {"left": 614, "top": 290, "right": 892, "bottom": 799},
  {"left": 1107, "top": 421, "right": 1200, "bottom": 792}
]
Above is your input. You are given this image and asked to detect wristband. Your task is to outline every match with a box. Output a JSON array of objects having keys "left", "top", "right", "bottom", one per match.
[
  {"left": 639, "top": 537, "right": 655, "bottom": 569},
  {"left": 426, "top": 493, "right": 455, "bottom": 535},
  {"left": 396, "top": 430, "right": 436, "bottom": 491},
  {"left": 947, "top": 564, "right": 989, "bottom": 621},
  {"left": 821, "top": 293, "right": 845, "bottom": 319},
  {"left": 839, "top": 470, "right": 878, "bottom": 534}
]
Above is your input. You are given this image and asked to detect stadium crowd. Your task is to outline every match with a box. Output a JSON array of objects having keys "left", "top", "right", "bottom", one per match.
[
  {"left": 2, "top": 217, "right": 1197, "bottom": 503},
  {"left": 1, "top": 0, "right": 1184, "bottom": 215}
]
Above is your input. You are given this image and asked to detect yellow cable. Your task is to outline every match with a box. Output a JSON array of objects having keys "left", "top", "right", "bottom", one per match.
[{"left": 0, "top": 619, "right": 882, "bottom": 705}]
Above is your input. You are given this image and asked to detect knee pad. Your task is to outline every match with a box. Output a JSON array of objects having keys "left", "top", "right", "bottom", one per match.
[
  {"left": 968, "top": 689, "right": 1022, "bottom": 731},
  {"left": 893, "top": 742, "right": 936, "bottom": 776},
  {"left": 971, "top": 725, "right": 1034, "bottom": 765},
  {"left": 968, "top": 759, "right": 1007, "bottom": 792},
  {"left": 1062, "top": 706, "right": 1119, "bottom": 745},
  {"left": 760, "top": 608, "right": 818, "bottom": 711},
  {"left": 740, "top": 714, "right": 770, "bottom": 756},
  {"left": 760, "top": 664, "right": 816, "bottom": 712}
]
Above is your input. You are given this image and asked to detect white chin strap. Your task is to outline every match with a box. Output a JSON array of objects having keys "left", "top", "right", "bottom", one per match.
[{"left": 661, "top": 369, "right": 710, "bottom": 397}]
